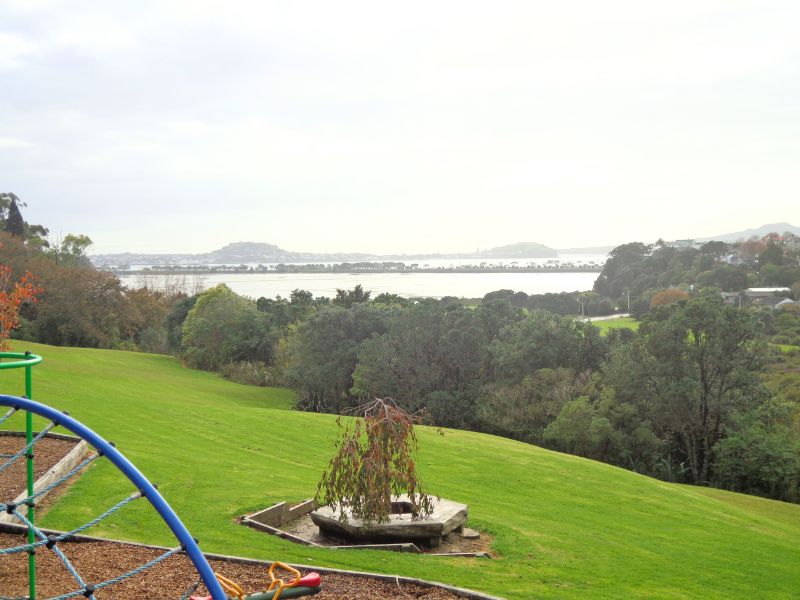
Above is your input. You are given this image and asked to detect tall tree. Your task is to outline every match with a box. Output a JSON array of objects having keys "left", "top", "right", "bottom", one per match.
[
  {"left": 606, "top": 295, "right": 770, "bottom": 485},
  {"left": 286, "top": 303, "right": 391, "bottom": 413},
  {"left": 181, "top": 284, "right": 267, "bottom": 370},
  {"left": 0, "top": 193, "right": 49, "bottom": 246},
  {"left": 4, "top": 199, "right": 25, "bottom": 237}
]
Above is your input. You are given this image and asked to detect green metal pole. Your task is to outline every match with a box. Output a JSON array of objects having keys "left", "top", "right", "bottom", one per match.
[{"left": 25, "top": 363, "right": 36, "bottom": 600}]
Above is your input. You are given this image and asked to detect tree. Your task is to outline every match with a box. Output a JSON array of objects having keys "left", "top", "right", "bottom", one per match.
[
  {"left": 650, "top": 288, "right": 689, "bottom": 308},
  {"left": 351, "top": 301, "right": 486, "bottom": 428},
  {"left": 25, "top": 263, "right": 135, "bottom": 348},
  {"left": 739, "top": 238, "right": 767, "bottom": 263},
  {"left": 315, "top": 398, "right": 436, "bottom": 524},
  {"left": 759, "top": 242, "right": 784, "bottom": 267},
  {"left": 55, "top": 234, "right": 93, "bottom": 266},
  {"left": 0, "top": 261, "right": 41, "bottom": 349},
  {"left": 606, "top": 295, "right": 770, "bottom": 485},
  {"left": 4, "top": 199, "right": 25, "bottom": 237},
  {"left": 332, "top": 284, "right": 371, "bottom": 308},
  {"left": 181, "top": 284, "right": 267, "bottom": 370},
  {"left": 489, "top": 311, "right": 607, "bottom": 383},
  {"left": 593, "top": 242, "right": 650, "bottom": 298},
  {"left": 477, "top": 368, "right": 588, "bottom": 444},
  {"left": 712, "top": 402, "right": 800, "bottom": 501},
  {"left": 0, "top": 193, "right": 48, "bottom": 247},
  {"left": 165, "top": 294, "right": 199, "bottom": 351},
  {"left": 286, "top": 303, "right": 391, "bottom": 412}
]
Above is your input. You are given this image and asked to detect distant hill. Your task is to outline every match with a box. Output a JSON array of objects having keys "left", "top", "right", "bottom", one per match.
[
  {"left": 481, "top": 242, "right": 557, "bottom": 258},
  {"left": 698, "top": 222, "right": 800, "bottom": 243},
  {"left": 557, "top": 245, "right": 615, "bottom": 255},
  {"left": 91, "top": 241, "right": 379, "bottom": 267},
  {"left": 205, "top": 242, "right": 375, "bottom": 264},
  {"left": 91, "top": 240, "right": 559, "bottom": 267}
]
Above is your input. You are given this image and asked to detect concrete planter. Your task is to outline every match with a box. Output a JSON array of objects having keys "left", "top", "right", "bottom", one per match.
[{"left": 311, "top": 494, "right": 467, "bottom": 547}]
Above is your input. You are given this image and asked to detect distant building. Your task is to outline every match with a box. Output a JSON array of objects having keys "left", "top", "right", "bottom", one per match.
[
  {"left": 751, "top": 296, "right": 793, "bottom": 309},
  {"left": 776, "top": 298, "right": 799, "bottom": 310},
  {"left": 666, "top": 239, "right": 699, "bottom": 249},
  {"left": 722, "top": 288, "right": 795, "bottom": 310},
  {"left": 721, "top": 292, "right": 744, "bottom": 307},
  {"left": 721, "top": 253, "right": 745, "bottom": 266},
  {"left": 745, "top": 287, "right": 791, "bottom": 298}
]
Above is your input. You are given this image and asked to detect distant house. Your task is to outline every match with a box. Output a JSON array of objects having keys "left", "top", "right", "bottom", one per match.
[
  {"left": 723, "top": 288, "right": 795, "bottom": 310},
  {"left": 745, "top": 287, "right": 791, "bottom": 298},
  {"left": 751, "top": 296, "right": 793, "bottom": 309},
  {"left": 721, "top": 253, "right": 745, "bottom": 266},
  {"left": 721, "top": 292, "right": 742, "bottom": 306},
  {"left": 776, "top": 298, "right": 799, "bottom": 310},
  {"left": 666, "top": 239, "right": 699, "bottom": 249}
]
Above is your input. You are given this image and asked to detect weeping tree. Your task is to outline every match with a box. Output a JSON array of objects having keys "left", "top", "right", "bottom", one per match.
[{"left": 316, "top": 398, "right": 437, "bottom": 524}]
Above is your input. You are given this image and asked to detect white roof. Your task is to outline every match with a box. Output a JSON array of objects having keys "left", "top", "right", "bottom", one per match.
[{"left": 747, "top": 287, "right": 791, "bottom": 292}]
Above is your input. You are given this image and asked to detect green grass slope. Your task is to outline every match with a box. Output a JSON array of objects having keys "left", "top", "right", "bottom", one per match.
[
  {"left": 2, "top": 341, "right": 799, "bottom": 599},
  {"left": 591, "top": 317, "right": 640, "bottom": 334}
]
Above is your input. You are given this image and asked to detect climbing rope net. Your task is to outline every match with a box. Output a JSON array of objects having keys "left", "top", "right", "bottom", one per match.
[
  {"left": 0, "top": 410, "right": 181, "bottom": 599},
  {"left": 0, "top": 396, "right": 229, "bottom": 600}
]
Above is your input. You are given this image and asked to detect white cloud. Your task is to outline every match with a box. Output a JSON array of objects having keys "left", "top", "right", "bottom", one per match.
[
  {"left": 0, "top": 32, "right": 36, "bottom": 70},
  {"left": 0, "top": 137, "right": 35, "bottom": 150}
]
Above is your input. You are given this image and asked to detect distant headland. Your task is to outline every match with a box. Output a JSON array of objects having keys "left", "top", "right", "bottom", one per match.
[{"left": 90, "top": 241, "right": 564, "bottom": 269}]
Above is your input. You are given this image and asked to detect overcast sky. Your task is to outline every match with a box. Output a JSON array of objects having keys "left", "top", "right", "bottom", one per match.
[{"left": 1, "top": 1, "right": 797, "bottom": 255}]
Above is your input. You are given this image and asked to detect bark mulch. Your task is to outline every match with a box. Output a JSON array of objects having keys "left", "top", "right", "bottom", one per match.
[
  {"left": 0, "top": 436, "right": 79, "bottom": 502},
  {"left": 0, "top": 533, "right": 468, "bottom": 599}
]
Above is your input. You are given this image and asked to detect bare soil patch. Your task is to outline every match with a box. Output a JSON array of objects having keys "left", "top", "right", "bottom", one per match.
[{"left": 0, "top": 533, "right": 469, "bottom": 599}]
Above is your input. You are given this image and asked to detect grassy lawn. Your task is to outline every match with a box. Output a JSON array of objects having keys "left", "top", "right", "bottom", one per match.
[
  {"left": 2, "top": 341, "right": 799, "bottom": 599},
  {"left": 591, "top": 317, "right": 640, "bottom": 334},
  {"left": 773, "top": 343, "right": 800, "bottom": 354}
]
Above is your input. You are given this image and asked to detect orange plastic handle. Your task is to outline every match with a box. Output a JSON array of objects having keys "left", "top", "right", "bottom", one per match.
[
  {"left": 215, "top": 573, "right": 245, "bottom": 600},
  {"left": 266, "top": 562, "right": 302, "bottom": 600}
]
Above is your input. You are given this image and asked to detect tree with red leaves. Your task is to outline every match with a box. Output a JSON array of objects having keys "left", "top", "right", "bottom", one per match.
[{"left": 0, "top": 258, "right": 41, "bottom": 350}]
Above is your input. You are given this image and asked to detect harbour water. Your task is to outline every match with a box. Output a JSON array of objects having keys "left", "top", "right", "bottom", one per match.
[
  {"left": 118, "top": 253, "right": 606, "bottom": 299},
  {"left": 120, "top": 270, "right": 601, "bottom": 300}
]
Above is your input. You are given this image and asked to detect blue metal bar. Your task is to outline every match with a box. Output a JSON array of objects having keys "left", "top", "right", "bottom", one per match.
[{"left": 0, "top": 394, "right": 227, "bottom": 600}]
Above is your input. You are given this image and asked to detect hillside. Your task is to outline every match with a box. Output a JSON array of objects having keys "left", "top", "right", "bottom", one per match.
[
  {"left": 482, "top": 242, "right": 557, "bottom": 258},
  {"left": 90, "top": 241, "right": 560, "bottom": 267},
  {"left": 1, "top": 341, "right": 799, "bottom": 599},
  {"left": 698, "top": 222, "right": 800, "bottom": 242}
]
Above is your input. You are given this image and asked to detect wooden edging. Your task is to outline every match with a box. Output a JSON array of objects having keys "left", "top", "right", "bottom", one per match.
[{"left": 0, "top": 523, "right": 506, "bottom": 600}]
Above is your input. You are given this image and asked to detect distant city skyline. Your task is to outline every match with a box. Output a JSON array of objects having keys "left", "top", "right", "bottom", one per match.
[{"left": 1, "top": 1, "right": 797, "bottom": 255}]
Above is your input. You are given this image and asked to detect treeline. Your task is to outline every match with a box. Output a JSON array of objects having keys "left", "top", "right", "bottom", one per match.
[
  {"left": 0, "top": 197, "right": 181, "bottom": 353},
  {"left": 595, "top": 236, "right": 800, "bottom": 315}
]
